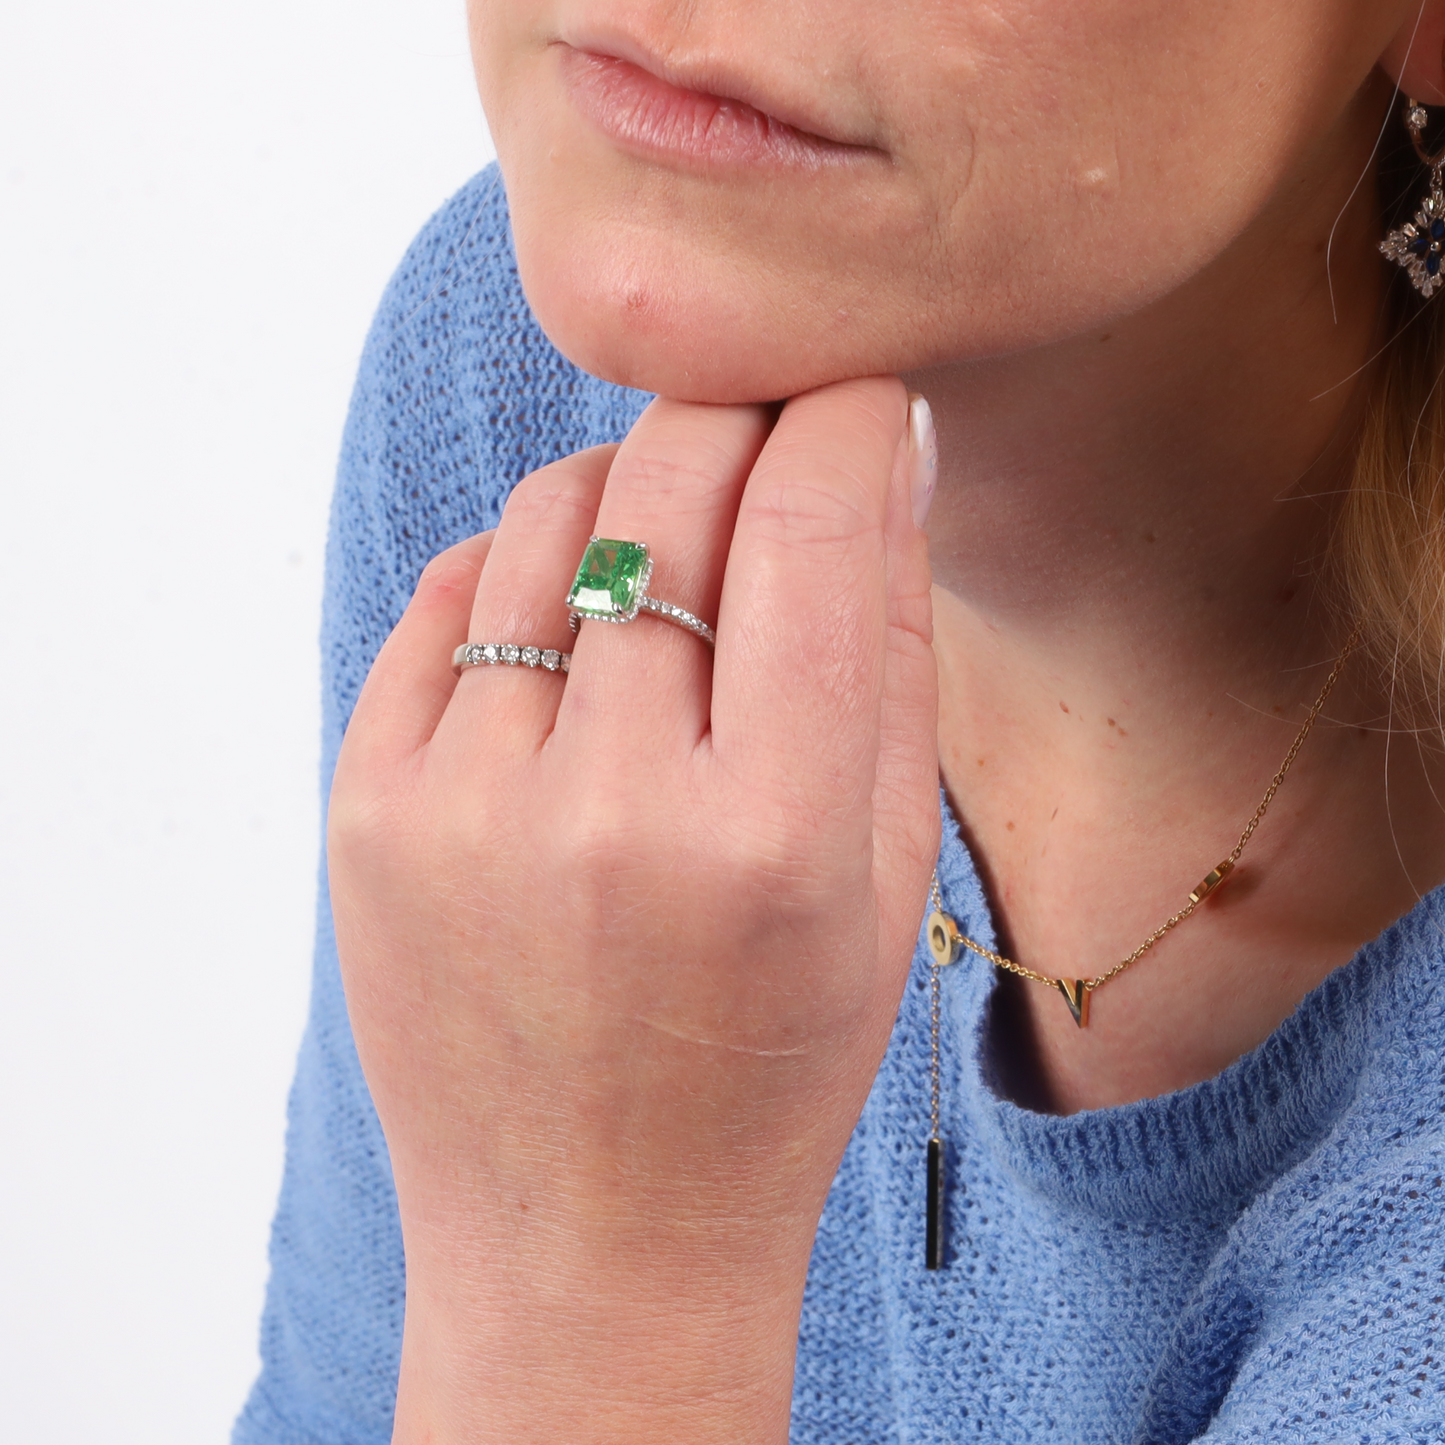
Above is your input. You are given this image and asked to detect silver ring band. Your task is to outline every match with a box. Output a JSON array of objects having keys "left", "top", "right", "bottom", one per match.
[
  {"left": 568, "top": 596, "right": 715, "bottom": 647},
  {"left": 635, "top": 595, "right": 716, "bottom": 646},
  {"left": 565, "top": 536, "right": 716, "bottom": 648},
  {"left": 453, "top": 642, "right": 571, "bottom": 673}
]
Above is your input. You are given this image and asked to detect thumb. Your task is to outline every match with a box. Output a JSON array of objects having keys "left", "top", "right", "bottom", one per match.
[{"left": 872, "top": 394, "right": 941, "bottom": 963}]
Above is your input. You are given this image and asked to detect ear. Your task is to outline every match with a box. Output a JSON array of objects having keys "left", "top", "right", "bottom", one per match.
[{"left": 1381, "top": 3, "right": 1445, "bottom": 106}]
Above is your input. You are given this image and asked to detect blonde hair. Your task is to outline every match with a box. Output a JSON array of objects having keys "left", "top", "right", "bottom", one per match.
[{"left": 1335, "top": 101, "right": 1445, "bottom": 725}]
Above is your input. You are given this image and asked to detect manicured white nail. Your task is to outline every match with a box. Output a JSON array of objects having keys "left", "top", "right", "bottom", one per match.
[{"left": 907, "top": 393, "right": 937, "bottom": 529}]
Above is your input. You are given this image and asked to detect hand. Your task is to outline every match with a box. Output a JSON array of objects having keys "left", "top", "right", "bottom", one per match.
[{"left": 327, "top": 377, "right": 938, "bottom": 1444}]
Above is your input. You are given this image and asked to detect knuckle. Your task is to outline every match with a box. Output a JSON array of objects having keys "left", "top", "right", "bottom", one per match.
[
  {"left": 735, "top": 607, "right": 881, "bottom": 720},
  {"left": 415, "top": 532, "right": 492, "bottom": 594},
  {"left": 502, "top": 465, "right": 601, "bottom": 536},
  {"left": 330, "top": 753, "right": 512, "bottom": 899},
  {"left": 744, "top": 470, "right": 878, "bottom": 552},
  {"left": 607, "top": 449, "right": 730, "bottom": 519},
  {"left": 552, "top": 775, "right": 646, "bottom": 872},
  {"left": 327, "top": 766, "right": 410, "bottom": 874},
  {"left": 543, "top": 794, "right": 655, "bottom": 935},
  {"left": 887, "top": 580, "right": 935, "bottom": 644},
  {"left": 713, "top": 789, "right": 840, "bottom": 889}
]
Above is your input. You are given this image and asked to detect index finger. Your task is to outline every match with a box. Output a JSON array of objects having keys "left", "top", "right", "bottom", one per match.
[{"left": 710, "top": 377, "right": 908, "bottom": 818}]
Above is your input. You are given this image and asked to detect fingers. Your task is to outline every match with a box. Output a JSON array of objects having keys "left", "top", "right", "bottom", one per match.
[
  {"left": 337, "top": 530, "right": 495, "bottom": 779},
  {"left": 711, "top": 378, "right": 911, "bottom": 839},
  {"left": 557, "top": 399, "right": 773, "bottom": 745},
  {"left": 437, "top": 446, "right": 615, "bottom": 747}
]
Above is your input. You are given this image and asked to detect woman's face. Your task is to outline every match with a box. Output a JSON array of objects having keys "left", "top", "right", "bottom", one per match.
[{"left": 470, "top": 1, "right": 1415, "bottom": 402}]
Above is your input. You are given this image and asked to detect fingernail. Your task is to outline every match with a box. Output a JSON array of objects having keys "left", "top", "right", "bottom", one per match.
[{"left": 907, "top": 393, "right": 938, "bottom": 529}]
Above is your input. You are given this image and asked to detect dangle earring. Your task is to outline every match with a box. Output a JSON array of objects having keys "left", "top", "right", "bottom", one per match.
[{"left": 1381, "top": 99, "right": 1445, "bottom": 297}]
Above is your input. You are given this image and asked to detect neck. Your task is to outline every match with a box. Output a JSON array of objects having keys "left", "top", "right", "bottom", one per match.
[{"left": 907, "top": 77, "right": 1445, "bottom": 1113}]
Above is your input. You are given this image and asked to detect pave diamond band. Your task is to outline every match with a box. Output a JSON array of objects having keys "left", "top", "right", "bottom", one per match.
[
  {"left": 567, "top": 594, "right": 717, "bottom": 648},
  {"left": 453, "top": 642, "right": 571, "bottom": 674},
  {"left": 565, "top": 536, "right": 716, "bottom": 648},
  {"left": 635, "top": 595, "right": 716, "bottom": 646}
]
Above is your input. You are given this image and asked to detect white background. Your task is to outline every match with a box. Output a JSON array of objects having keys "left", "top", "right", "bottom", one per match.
[{"left": 0, "top": 3, "right": 495, "bottom": 1440}]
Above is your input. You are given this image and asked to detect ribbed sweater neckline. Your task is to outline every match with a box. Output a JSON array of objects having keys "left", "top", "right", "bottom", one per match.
[{"left": 934, "top": 794, "right": 1419, "bottom": 1227}]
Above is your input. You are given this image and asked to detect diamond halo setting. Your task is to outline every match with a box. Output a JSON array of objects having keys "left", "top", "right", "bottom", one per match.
[{"left": 565, "top": 536, "right": 717, "bottom": 647}]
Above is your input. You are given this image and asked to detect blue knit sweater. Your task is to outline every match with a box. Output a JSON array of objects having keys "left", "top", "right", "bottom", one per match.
[{"left": 234, "top": 167, "right": 1445, "bottom": 1445}]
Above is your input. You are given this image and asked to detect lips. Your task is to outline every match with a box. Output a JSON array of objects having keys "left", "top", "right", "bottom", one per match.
[{"left": 557, "top": 46, "right": 876, "bottom": 170}]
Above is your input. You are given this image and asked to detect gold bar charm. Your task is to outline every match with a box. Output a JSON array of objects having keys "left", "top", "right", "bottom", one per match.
[
  {"left": 1057, "top": 978, "right": 1091, "bottom": 1027},
  {"left": 1189, "top": 858, "right": 1235, "bottom": 905}
]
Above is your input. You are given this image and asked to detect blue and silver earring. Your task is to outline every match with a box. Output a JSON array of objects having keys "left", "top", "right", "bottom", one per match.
[{"left": 1381, "top": 99, "right": 1445, "bottom": 298}]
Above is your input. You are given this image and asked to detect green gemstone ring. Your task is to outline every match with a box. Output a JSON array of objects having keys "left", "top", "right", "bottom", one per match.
[{"left": 565, "top": 537, "right": 716, "bottom": 647}]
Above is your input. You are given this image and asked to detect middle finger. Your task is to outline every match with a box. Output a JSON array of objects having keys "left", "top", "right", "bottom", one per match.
[{"left": 559, "top": 398, "right": 772, "bottom": 745}]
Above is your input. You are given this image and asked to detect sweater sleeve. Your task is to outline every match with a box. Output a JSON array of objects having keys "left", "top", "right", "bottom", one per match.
[
  {"left": 232, "top": 165, "right": 648, "bottom": 1445},
  {"left": 1192, "top": 1155, "right": 1445, "bottom": 1445},
  {"left": 1117, "top": 1102, "right": 1445, "bottom": 1445}
]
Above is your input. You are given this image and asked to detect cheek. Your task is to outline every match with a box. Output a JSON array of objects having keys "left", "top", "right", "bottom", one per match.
[
  {"left": 900, "top": 2, "right": 1297, "bottom": 324},
  {"left": 896, "top": 0, "right": 1400, "bottom": 328}
]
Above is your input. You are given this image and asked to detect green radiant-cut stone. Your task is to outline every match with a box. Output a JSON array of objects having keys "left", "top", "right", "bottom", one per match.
[{"left": 566, "top": 538, "right": 650, "bottom": 618}]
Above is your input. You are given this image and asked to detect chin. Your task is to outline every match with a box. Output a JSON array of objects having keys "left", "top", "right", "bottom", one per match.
[
  {"left": 502, "top": 169, "right": 1191, "bottom": 404},
  {"left": 506, "top": 201, "right": 915, "bottom": 404},
  {"left": 485, "top": 54, "right": 1173, "bottom": 403},
  {"left": 517, "top": 263, "right": 866, "bottom": 404}
]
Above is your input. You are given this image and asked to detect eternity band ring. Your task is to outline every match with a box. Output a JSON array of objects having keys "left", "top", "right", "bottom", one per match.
[
  {"left": 565, "top": 537, "right": 716, "bottom": 648},
  {"left": 453, "top": 642, "right": 571, "bottom": 673}
]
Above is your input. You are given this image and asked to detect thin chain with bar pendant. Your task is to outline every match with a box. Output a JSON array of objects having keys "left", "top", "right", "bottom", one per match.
[{"left": 920, "top": 630, "right": 1359, "bottom": 1268}]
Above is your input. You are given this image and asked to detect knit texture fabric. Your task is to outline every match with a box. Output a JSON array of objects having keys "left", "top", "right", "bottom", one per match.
[{"left": 234, "top": 166, "right": 1445, "bottom": 1445}]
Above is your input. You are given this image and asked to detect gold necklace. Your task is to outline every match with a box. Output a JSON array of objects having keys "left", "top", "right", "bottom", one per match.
[{"left": 921, "top": 630, "right": 1359, "bottom": 1269}]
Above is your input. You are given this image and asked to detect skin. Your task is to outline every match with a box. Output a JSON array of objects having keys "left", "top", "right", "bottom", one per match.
[{"left": 327, "top": 1, "right": 1445, "bottom": 1440}]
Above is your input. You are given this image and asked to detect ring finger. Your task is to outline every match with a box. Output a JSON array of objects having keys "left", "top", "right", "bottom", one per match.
[{"left": 435, "top": 445, "right": 615, "bottom": 754}]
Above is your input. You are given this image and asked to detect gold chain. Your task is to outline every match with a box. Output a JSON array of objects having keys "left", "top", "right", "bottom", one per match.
[
  {"left": 921, "top": 630, "right": 1361, "bottom": 1267},
  {"left": 929, "top": 627, "right": 1360, "bottom": 1006}
]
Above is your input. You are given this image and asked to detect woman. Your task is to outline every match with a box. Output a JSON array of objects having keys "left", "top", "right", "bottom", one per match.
[{"left": 237, "top": 2, "right": 1445, "bottom": 1440}]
